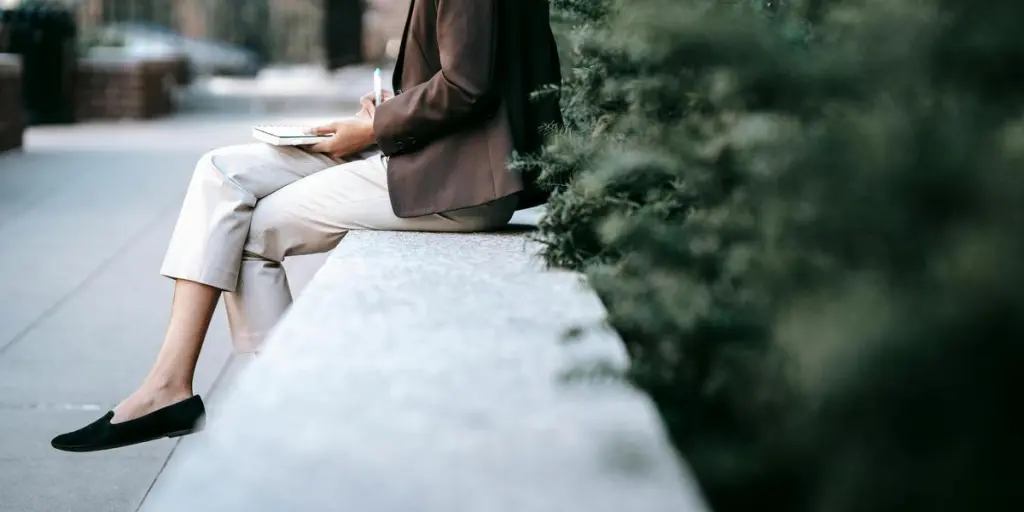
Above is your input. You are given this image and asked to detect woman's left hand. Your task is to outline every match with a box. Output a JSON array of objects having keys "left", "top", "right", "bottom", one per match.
[{"left": 308, "top": 117, "right": 375, "bottom": 159}]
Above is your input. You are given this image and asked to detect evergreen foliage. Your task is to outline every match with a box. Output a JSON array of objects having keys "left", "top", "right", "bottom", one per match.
[{"left": 535, "top": 0, "right": 1024, "bottom": 510}]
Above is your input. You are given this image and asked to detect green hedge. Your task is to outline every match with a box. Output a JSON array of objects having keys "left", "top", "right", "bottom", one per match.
[{"left": 533, "top": 0, "right": 1024, "bottom": 510}]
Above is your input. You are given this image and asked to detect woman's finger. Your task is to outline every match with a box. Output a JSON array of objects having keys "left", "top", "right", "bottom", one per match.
[
  {"left": 360, "top": 95, "right": 376, "bottom": 112},
  {"left": 310, "top": 124, "right": 336, "bottom": 135}
]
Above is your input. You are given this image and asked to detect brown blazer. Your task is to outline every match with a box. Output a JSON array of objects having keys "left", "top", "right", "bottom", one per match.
[{"left": 373, "top": 0, "right": 561, "bottom": 218}]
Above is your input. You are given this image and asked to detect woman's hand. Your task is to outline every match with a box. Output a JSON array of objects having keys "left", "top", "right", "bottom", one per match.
[
  {"left": 357, "top": 89, "right": 395, "bottom": 121},
  {"left": 308, "top": 117, "right": 375, "bottom": 159}
]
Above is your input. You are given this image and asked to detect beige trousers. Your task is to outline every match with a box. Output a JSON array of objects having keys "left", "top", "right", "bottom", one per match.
[{"left": 160, "top": 143, "right": 517, "bottom": 352}]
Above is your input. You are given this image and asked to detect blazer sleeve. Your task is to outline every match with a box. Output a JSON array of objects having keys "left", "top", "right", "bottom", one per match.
[{"left": 372, "top": 0, "right": 498, "bottom": 156}]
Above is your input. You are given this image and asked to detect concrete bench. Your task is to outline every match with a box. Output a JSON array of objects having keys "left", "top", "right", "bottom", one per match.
[{"left": 142, "top": 210, "right": 707, "bottom": 512}]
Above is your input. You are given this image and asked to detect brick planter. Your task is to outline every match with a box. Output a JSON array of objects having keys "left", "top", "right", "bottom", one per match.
[
  {"left": 75, "top": 55, "right": 180, "bottom": 120},
  {"left": 0, "top": 54, "right": 25, "bottom": 153}
]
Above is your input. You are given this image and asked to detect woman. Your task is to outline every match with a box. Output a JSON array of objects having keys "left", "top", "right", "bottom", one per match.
[{"left": 51, "top": 0, "right": 561, "bottom": 452}]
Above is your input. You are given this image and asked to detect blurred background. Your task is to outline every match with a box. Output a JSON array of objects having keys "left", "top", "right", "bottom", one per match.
[
  {"left": 70, "top": 0, "right": 408, "bottom": 71},
  {"left": 0, "top": 2, "right": 412, "bottom": 511},
  {"left": 0, "top": 0, "right": 409, "bottom": 128}
]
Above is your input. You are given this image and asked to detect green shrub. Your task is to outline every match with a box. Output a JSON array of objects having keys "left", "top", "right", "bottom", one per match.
[{"left": 537, "top": 0, "right": 1024, "bottom": 510}]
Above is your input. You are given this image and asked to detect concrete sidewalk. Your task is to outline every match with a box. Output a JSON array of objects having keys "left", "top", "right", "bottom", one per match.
[{"left": 0, "top": 111, "right": 347, "bottom": 511}]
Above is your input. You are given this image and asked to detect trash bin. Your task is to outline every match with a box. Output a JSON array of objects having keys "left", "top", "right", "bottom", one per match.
[
  {"left": 0, "top": 9, "right": 13, "bottom": 54},
  {"left": 3, "top": 2, "right": 77, "bottom": 125}
]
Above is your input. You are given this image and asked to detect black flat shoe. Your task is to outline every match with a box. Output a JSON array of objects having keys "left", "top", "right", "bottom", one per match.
[{"left": 51, "top": 395, "right": 205, "bottom": 453}]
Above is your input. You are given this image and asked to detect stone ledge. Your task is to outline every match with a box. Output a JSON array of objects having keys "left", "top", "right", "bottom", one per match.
[{"left": 142, "top": 211, "right": 707, "bottom": 512}]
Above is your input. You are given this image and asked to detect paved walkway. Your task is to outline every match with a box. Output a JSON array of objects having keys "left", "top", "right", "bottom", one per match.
[{"left": 0, "top": 108, "right": 352, "bottom": 511}]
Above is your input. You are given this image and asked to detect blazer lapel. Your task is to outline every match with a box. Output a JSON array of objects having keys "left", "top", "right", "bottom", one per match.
[{"left": 392, "top": 0, "right": 417, "bottom": 93}]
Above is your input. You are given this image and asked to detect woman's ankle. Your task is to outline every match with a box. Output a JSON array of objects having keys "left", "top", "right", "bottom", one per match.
[{"left": 138, "top": 377, "right": 193, "bottom": 399}]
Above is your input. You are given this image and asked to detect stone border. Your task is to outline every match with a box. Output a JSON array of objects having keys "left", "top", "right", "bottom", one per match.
[{"left": 0, "top": 54, "right": 24, "bottom": 153}]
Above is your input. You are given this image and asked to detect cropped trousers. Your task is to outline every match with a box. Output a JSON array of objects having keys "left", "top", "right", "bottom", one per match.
[{"left": 160, "top": 144, "right": 517, "bottom": 352}]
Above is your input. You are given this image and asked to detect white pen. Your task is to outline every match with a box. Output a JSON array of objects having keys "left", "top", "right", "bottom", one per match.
[{"left": 374, "top": 68, "right": 383, "bottom": 106}]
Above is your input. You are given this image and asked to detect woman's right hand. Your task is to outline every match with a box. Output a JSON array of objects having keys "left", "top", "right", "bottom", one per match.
[{"left": 357, "top": 90, "right": 395, "bottom": 120}]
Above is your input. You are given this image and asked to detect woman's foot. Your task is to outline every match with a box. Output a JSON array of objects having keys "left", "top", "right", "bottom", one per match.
[
  {"left": 51, "top": 395, "right": 205, "bottom": 453},
  {"left": 112, "top": 385, "right": 194, "bottom": 424}
]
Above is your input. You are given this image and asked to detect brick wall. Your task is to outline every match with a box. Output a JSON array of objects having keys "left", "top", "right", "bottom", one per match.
[
  {"left": 364, "top": 0, "right": 411, "bottom": 61},
  {"left": 74, "top": 56, "right": 180, "bottom": 120},
  {"left": 175, "top": 0, "right": 207, "bottom": 40},
  {"left": 268, "top": 0, "right": 323, "bottom": 64},
  {"left": 0, "top": 54, "right": 24, "bottom": 153}
]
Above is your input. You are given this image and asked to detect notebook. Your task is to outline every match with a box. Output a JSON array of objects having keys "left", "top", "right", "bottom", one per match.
[{"left": 252, "top": 125, "right": 332, "bottom": 146}]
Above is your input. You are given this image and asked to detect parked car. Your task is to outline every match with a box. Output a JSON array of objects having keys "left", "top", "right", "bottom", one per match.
[{"left": 97, "top": 22, "right": 262, "bottom": 77}]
